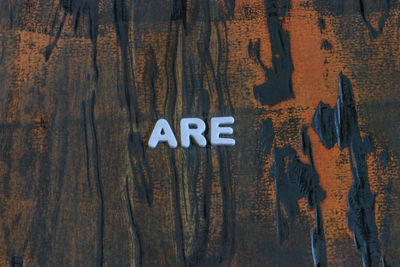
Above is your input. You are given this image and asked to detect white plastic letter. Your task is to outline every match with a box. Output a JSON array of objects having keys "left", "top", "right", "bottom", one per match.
[
  {"left": 180, "top": 118, "right": 207, "bottom": 148},
  {"left": 211, "top": 117, "right": 235, "bottom": 146},
  {"left": 148, "top": 119, "right": 178, "bottom": 148}
]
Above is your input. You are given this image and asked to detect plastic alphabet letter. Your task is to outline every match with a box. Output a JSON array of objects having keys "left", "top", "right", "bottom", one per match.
[
  {"left": 180, "top": 118, "right": 207, "bottom": 148},
  {"left": 148, "top": 119, "right": 178, "bottom": 148},
  {"left": 211, "top": 116, "right": 235, "bottom": 146}
]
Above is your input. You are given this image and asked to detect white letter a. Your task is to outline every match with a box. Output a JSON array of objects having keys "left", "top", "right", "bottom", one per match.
[{"left": 148, "top": 119, "right": 178, "bottom": 148}]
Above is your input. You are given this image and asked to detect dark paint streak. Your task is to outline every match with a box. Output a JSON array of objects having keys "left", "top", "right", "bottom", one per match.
[
  {"left": 318, "top": 17, "right": 326, "bottom": 30},
  {"left": 260, "top": 118, "right": 274, "bottom": 154},
  {"left": 312, "top": 102, "right": 337, "bottom": 149},
  {"left": 127, "top": 132, "right": 153, "bottom": 206},
  {"left": 125, "top": 176, "right": 143, "bottom": 267},
  {"left": 0, "top": 124, "right": 14, "bottom": 197},
  {"left": 171, "top": 0, "right": 187, "bottom": 26},
  {"left": 252, "top": 0, "right": 295, "bottom": 106},
  {"left": 256, "top": 118, "right": 274, "bottom": 202},
  {"left": 81, "top": 101, "right": 93, "bottom": 196},
  {"left": 378, "top": 0, "right": 391, "bottom": 33},
  {"left": 320, "top": 39, "right": 332, "bottom": 50},
  {"left": 0, "top": 35, "right": 6, "bottom": 64},
  {"left": 248, "top": 38, "right": 269, "bottom": 74},
  {"left": 45, "top": 10, "right": 66, "bottom": 61},
  {"left": 10, "top": 256, "right": 23, "bottom": 267},
  {"left": 46, "top": 0, "right": 99, "bottom": 80},
  {"left": 358, "top": 0, "right": 378, "bottom": 38},
  {"left": 301, "top": 127, "right": 327, "bottom": 267},
  {"left": 382, "top": 256, "right": 391, "bottom": 267},
  {"left": 88, "top": 92, "right": 104, "bottom": 267},
  {"left": 312, "top": 206, "right": 327, "bottom": 267},
  {"left": 312, "top": 73, "right": 381, "bottom": 267}
]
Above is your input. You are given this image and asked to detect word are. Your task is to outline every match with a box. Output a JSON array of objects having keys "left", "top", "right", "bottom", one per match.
[{"left": 148, "top": 117, "right": 235, "bottom": 148}]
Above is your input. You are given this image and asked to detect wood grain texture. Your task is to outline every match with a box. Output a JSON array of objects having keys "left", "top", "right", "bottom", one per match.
[{"left": 0, "top": 0, "right": 399, "bottom": 266}]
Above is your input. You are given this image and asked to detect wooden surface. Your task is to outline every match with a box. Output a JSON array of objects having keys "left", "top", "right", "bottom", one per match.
[{"left": 0, "top": 0, "right": 399, "bottom": 266}]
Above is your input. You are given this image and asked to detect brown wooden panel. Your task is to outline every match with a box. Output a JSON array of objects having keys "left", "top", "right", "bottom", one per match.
[{"left": 0, "top": 0, "right": 399, "bottom": 266}]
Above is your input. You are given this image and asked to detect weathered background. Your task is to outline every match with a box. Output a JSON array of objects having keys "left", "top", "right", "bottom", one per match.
[{"left": 0, "top": 0, "right": 399, "bottom": 266}]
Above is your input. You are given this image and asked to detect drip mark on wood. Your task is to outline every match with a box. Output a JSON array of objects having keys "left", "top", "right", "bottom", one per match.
[
  {"left": 88, "top": 92, "right": 104, "bottom": 267},
  {"left": 125, "top": 176, "right": 143, "bottom": 267}
]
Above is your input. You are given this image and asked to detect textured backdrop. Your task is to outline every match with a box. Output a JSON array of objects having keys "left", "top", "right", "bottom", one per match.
[{"left": 0, "top": 0, "right": 399, "bottom": 266}]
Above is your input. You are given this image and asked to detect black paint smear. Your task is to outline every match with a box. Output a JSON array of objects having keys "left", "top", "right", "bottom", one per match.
[
  {"left": 272, "top": 126, "right": 327, "bottom": 266},
  {"left": 312, "top": 102, "right": 337, "bottom": 149},
  {"left": 335, "top": 74, "right": 357, "bottom": 150},
  {"left": 320, "top": 39, "right": 332, "bottom": 50},
  {"left": 125, "top": 176, "right": 143, "bottom": 267},
  {"left": 248, "top": 39, "right": 269, "bottom": 75},
  {"left": 171, "top": 0, "right": 187, "bottom": 26},
  {"left": 10, "top": 256, "right": 23, "bottom": 267},
  {"left": 272, "top": 145, "right": 326, "bottom": 241},
  {"left": 312, "top": 73, "right": 381, "bottom": 266},
  {"left": 45, "top": 0, "right": 99, "bottom": 80},
  {"left": 318, "top": 17, "right": 326, "bottom": 30},
  {"left": 312, "top": 206, "right": 327, "bottom": 267},
  {"left": 301, "top": 126, "right": 327, "bottom": 267},
  {"left": 88, "top": 92, "right": 104, "bottom": 267},
  {"left": 252, "top": 0, "right": 294, "bottom": 107},
  {"left": 260, "top": 118, "right": 274, "bottom": 154}
]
